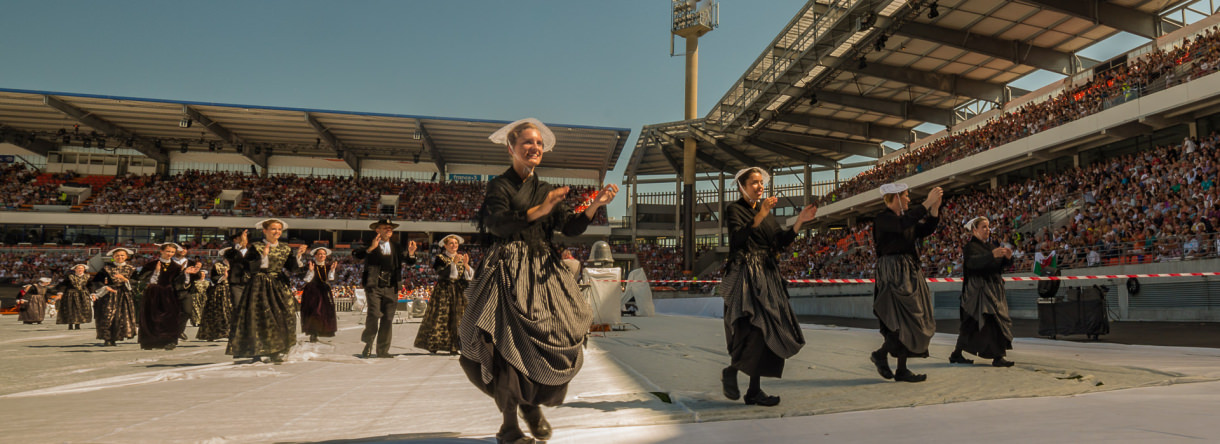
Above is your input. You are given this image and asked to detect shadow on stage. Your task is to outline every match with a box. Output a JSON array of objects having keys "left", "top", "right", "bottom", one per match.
[{"left": 292, "top": 431, "right": 485, "bottom": 443}]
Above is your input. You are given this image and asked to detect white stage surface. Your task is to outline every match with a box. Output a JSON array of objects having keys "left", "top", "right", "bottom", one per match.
[{"left": 2, "top": 309, "right": 1217, "bottom": 443}]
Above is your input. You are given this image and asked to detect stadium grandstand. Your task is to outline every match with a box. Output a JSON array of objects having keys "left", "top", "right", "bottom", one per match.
[
  {"left": 0, "top": 90, "right": 629, "bottom": 298},
  {"left": 620, "top": 0, "right": 1220, "bottom": 322}
]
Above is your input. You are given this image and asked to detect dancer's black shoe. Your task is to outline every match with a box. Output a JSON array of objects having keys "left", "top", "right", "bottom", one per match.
[
  {"left": 893, "top": 368, "right": 927, "bottom": 382},
  {"left": 721, "top": 367, "right": 740, "bottom": 400},
  {"left": 949, "top": 351, "right": 974, "bottom": 364},
  {"left": 496, "top": 426, "right": 535, "bottom": 444},
  {"left": 992, "top": 358, "right": 1015, "bottom": 367},
  {"left": 520, "top": 405, "right": 552, "bottom": 440},
  {"left": 870, "top": 349, "right": 894, "bottom": 379},
  {"left": 743, "top": 391, "right": 780, "bottom": 406}
]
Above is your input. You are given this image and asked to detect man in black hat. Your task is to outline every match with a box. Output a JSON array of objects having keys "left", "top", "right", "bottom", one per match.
[{"left": 352, "top": 218, "right": 417, "bottom": 358}]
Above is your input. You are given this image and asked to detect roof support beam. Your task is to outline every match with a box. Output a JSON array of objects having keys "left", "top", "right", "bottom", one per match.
[
  {"left": 829, "top": 57, "right": 1010, "bottom": 104},
  {"left": 185, "top": 106, "right": 267, "bottom": 170},
  {"left": 650, "top": 129, "right": 728, "bottom": 171},
  {"left": 742, "top": 137, "right": 837, "bottom": 168},
  {"left": 415, "top": 120, "right": 446, "bottom": 178},
  {"left": 814, "top": 90, "right": 956, "bottom": 126},
  {"left": 896, "top": 22, "right": 1080, "bottom": 74},
  {"left": 0, "top": 125, "right": 57, "bottom": 157},
  {"left": 687, "top": 125, "right": 761, "bottom": 167},
  {"left": 304, "top": 112, "right": 360, "bottom": 174},
  {"left": 648, "top": 133, "right": 682, "bottom": 174},
  {"left": 42, "top": 95, "right": 168, "bottom": 163},
  {"left": 773, "top": 112, "right": 914, "bottom": 143},
  {"left": 1016, "top": 0, "right": 1160, "bottom": 39},
  {"left": 756, "top": 129, "right": 884, "bottom": 158}
]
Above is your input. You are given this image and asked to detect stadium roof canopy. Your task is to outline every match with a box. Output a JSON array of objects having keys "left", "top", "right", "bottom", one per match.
[
  {"left": 625, "top": 0, "right": 1199, "bottom": 178},
  {"left": 0, "top": 88, "right": 630, "bottom": 179}
]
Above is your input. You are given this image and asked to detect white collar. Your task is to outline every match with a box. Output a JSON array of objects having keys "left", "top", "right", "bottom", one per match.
[{"left": 159, "top": 258, "right": 171, "bottom": 264}]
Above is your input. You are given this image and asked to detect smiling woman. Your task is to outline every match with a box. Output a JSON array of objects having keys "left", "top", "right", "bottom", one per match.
[{"left": 460, "top": 117, "right": 619, "bottom": 444}]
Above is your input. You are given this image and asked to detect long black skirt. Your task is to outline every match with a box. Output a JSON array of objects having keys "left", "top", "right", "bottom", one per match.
[
  {"left": 458, "top": 241, "right": 589, "bottom": 407},
  {"left": 873, "top": 255, "right": 935, "bottom": 358},
  {"left": 56, "top": 288, "right": 93, "bottom": 325},
  {"left": 196, "top": 283, "right": 232, "bottom": 341},
  {"left": 958, "top": 310, "right": 1012, "bottom": 359},
  {"left": 95, "top": 288, "right": 137, "bottom": 342},
  {"left": 299, "top": 279, "right": 336, "bottom": 337},
  {"left": 227, "top": 273, "right": 297, "bottom": 358},
  {"left": 138, "top": 284, "right": 184, "bottom": 349},
  {"left": 717, "top": 253, "right": 805, "bottom": 378},
  {"left": 415, "top": 278, "right": 466, "bottom": 353}
]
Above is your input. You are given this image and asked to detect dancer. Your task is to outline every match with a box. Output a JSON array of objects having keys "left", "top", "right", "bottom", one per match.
[
  {"left": 950, "top": 216, "right": 1016, "bottom": 367},
  {"left": 136, "top": 243, "right": 198, "bottom": 350},
  {"left": 185, "top": 263, "right": 209, "bottom": 328},
  {"left": 459, "top": 118, "right": 618, "bottom": 444},
  {"left": 196, "top": 259, "right": 232, "bottom": 341},
  {"left": 414, "top": 234, "right": 471, "bottom": 354},
  {"left": 299, "top": 247, "right": 338, "bottom": 343},
  {"left": 228, "top": 219, "right": 302, "bottom": 363},
  {"left": 221, "top": 232, "right": 251, "bottom": 312},
  {"left": 54, "top": 264, "right": 93, "bottom": 330},
  {"left": 717, "top": 167, "right": 817, "bottom": 406},
  {"left": 17, "top": 277, "right": 51, "bottom": 324},
  {"left": 91, "top": 247, "right": 138, "bottom": 346},
  {"left": 351, "top": 219, "right": 417, "bottom": 358},
  {"left": 869, "top": 183, "right": 942, "bottom": 382}
]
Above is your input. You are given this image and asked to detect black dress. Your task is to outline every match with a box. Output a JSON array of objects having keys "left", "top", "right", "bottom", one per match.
[
  {"left": 872, "top": 205, "right": 939, "bottom": 358},
  {"left": 958, "top": 237, "right": 1014, "bottom": 358},
  {"left": 17, "top": 284, "right": 48, "bottom": 324},
  {"left": 298, "top": 260, "right": 337, "bottom": 338},
  {"left": 196, "top": 262, "right": 232, "bottom": 341},
  {"left": 55, "top": 274, "right": 93, "bottom": 325},
  {"left": 227, "top": 242, "right": 299, "bottom": 358},
  {"left": 90, "top": 263, "right": 138, "bottom": 342},
  {"left": 136, "top": 259, "right": 188, "bottom": 349},
  {"left": 459, "top": 167, "right": 593, "bottom": 409},
  {"left": 415, "top": 253, "right": 469, "bottom": 353},
  {"left": 717, "top": 198, "right": 806, "bottom": 378}
]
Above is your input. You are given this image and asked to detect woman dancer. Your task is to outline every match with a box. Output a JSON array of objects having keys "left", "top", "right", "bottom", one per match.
[
  {"left": 950, "top": 216, "right": 1016, "bottom": 367},
  {"left": 228, "top": 221, "right": 302, "bottom": 363},
  {"left": 55, "top": 264, "right": 93, "bottom": 330},
  {"left": 17, "top": 277, "right": 51, "bottom": 324},
  {"left": 718, "top": 167, "right": 817, "bottom": 406},
  {"left": 185, "top": 263, "right": 209, "bottom": 328},
  {"left": 299, "top": 247, "right": 338, "bottom": 343},
  {"left": 196, "top": 259, "right": 232, "bottom": 341},
  {"left": 137, "top": 242, "right": 198, "bottom": 350},
  {"left": 460, "top": 118, "right": 618, "bottom": 444},
  {"left": 91, "top": 247, "right": 138, "bottom": 346},
  {"left": 415, "top": 234, "right": 472, "bottom": 354},
  {"left": 869, "top": 183, "right": 942, "bottom": 382}
]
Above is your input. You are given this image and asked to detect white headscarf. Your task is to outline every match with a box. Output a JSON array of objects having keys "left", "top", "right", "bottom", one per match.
[
  {"left": 489, "top": 118, "right": 556, "bottom": 152},
  {"left": 964, "top": 216, "right": 987, "bottom": 231},
  {"left": 733, "top": 167, "right": 770, "bottom": 201},
  {"left": 879, "top": 182, "right": 908, "bottom": 196}
]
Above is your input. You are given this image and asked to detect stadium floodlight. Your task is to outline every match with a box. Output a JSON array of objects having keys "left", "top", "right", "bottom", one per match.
[
  {"left": 413, "top": 129, "right": 422, "bottom": 140},
  {"left": 236, "top": 143, "right": 243, "bottom": 153},
  {"left": 82, "top": 138, "right": 91, "bottom": 148},
  {"left": 97, "top": 138, "right": 107, "bottom": 149},
  {"left": 154, "top": 139, "right": 162, "bottom": 150},
  {"left": 208, "top": 141, "right": 216, "bottom": 151},
  {"left": 179, "top": 118, "right": 192, "bottom": 128},
  {"left": 928, "top": 1, "right": 939, "bottom": 19},
  {"left": 180, "top": 142, "right": 189, "bottom": 153},
  {"left": 858, "top": 12, "right": 876, "bottom": 31}
]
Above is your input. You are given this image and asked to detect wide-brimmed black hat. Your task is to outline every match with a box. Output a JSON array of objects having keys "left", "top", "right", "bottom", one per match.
[{"left": 369, "top": 218, "right": 400, "bottom": 230}]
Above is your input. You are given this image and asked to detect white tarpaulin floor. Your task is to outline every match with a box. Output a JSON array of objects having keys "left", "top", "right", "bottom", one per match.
[{"left": 2, "top": 311, "right": 1217, "bottom": 443}]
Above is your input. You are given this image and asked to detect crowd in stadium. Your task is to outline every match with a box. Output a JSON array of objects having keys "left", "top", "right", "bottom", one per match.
[
  {"left": 0, "top": 167, "right": 608, "bottom": 224},
  {"left": 821, "top": 26, "right": 1220, "bottom": 204}
]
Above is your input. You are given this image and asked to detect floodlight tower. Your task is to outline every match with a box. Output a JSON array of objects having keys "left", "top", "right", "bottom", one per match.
[{"left": 671, "top": 0, "right": 718, "bottom": 272}]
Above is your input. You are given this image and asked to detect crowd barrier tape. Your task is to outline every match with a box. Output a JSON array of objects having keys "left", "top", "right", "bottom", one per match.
[{"left": 594, "top": 271, "right": 1220, "bottom": 284}]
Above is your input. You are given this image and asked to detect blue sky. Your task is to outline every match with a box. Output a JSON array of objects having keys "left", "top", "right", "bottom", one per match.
[{"left": 0, "top": 1, "right": 1167, "bottom": 217}]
